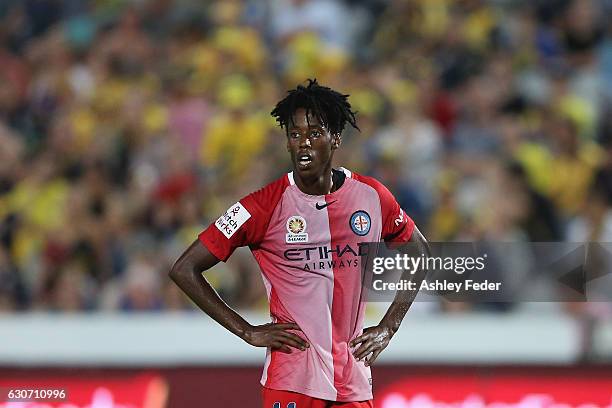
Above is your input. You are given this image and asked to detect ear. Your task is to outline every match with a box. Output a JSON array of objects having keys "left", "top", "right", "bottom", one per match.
[{"left": 332, "top": 134, "right": 342, "bottom": 150}]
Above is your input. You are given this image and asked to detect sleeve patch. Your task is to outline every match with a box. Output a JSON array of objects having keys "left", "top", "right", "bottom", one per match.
[
  {"left": 394, "top": 208, "right": 405, "bottom": 226},
  {"left": 214, "top": 202, "right": 251, "bottom": 238}
]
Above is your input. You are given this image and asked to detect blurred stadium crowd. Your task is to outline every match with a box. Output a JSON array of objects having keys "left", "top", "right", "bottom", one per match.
[{"left": 1, "top": 0, "right": 612, "bottom": 314}]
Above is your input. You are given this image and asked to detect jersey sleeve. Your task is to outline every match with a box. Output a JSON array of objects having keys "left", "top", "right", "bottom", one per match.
[
  {"left": 354, "top": 174, "right": 415, "bottom": 243},
  {"left": 380, "top": 188, "right": 415, "bottom": 243},
  {"left": 198, "top": 176, "right": 289, "bottom": 261}
]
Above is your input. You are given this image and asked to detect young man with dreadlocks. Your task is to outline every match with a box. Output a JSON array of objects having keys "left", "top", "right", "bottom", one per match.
[{"left": 170, "top": 79, "right": 428, "bottom": 407}]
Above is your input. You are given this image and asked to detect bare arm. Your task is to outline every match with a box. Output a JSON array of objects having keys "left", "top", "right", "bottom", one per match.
[
  {"left": 350, "top": 226, "right": 430, "bottom": 365},
  {"left": 169, "top": 240, "right": 309, "bottom": 353},
  {"left": 379, "top": 226, "right": 430, "bottom": 332}
]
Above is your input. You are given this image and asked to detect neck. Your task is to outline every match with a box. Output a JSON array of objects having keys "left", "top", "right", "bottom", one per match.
[{"left": 294, "top": 166, "right": 334, "bottom": 196}]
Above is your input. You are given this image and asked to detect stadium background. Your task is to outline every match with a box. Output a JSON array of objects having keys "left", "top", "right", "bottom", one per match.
[{"left": 1, "top": 0, "right": 612, "bottom": 406}]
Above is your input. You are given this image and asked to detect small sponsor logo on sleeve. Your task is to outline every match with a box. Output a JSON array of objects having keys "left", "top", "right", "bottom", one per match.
[
  {"left": 394, "top": 208, "right": 405, "bottom": 226},
  {"left": 215, "top": 202, "right": 251, "bottom": 239}
]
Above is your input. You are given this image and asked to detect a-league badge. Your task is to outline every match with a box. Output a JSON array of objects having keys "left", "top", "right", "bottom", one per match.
[
  {"left": 350, "top": 210, "right": 371, "bottom": 236},
  {"left": 286, "top": 215, "right": 309, "bottom": 243}
]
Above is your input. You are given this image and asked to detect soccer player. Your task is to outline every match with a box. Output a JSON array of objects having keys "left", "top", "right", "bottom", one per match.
[{"left": 169, "top": 79, "right": 428, "bottom": 407}]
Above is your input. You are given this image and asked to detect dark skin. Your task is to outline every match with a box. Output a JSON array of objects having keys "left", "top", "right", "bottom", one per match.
[
  {"left": 169, "top": 108, "right": 429, "bottom": 364},
  {"left": 286, "top": 108, "right": 340, "bottom": 195},
  {"left": 350, "top": 231, "right": 430, "bottom": 366},
  {"left": 168, "top": 240, "right": 308, "bottom": 353}
]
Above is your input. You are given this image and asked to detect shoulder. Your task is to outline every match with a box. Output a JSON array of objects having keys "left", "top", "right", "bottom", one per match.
[
  {"left": 350, "top": 171, "right": 395, "bottom": 202},
  {"left": 248, "top": 173, "right": 290, "bottom": 200},
  {"left": 203, "top": 173, "right": 291, "bottom": 249},
  {"left": 241, "top": 173, "right": 291, "bottom": 214}
]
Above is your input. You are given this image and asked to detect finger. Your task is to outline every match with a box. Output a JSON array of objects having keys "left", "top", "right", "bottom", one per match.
[
  {"left": 353, "top": 340, "right": 372, "bottom": 359},
  {"left": 278, "top": 331, "right": 309, "bottom": 349},
  {"left": 273, "top": 323, "right": 302, "bottom": 331},
  {"left": 365, "top": 349, "right": 383, "bottom": 367},
  {"left": 271, "top": 341, "right": 292, "bottom": 354},
  {"left": 354, "top": 341, "right": 377, "bottom": 360},
  {"left": 349, "top": 332, "right": 371, "bottom": 348},
  {"left": 276, "top": 332, "right": 308, "bottom": 350}
]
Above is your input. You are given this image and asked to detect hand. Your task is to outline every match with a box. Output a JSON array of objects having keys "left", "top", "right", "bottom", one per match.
[
  {"left": 349, "top": 325, "right": 394, "bottom": 366},
  {"left": 243, "top": 322, "right": 309, "bottom": 354}
]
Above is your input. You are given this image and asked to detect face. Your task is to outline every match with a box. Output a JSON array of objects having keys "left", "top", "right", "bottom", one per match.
[{"left": 286, "top": 108, "right": 340, "bottom": 179}]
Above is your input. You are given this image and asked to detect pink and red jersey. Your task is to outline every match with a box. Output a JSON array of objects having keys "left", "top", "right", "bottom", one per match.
[{"left": 199, "top": 167, "right": 414, "bottom": 402}]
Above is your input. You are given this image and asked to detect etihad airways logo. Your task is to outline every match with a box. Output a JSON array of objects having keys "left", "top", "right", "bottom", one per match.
[{"left": 284, "top": 243, "right": 370, "bottom": 271}]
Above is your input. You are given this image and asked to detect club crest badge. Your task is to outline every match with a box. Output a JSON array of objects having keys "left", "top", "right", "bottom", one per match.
[
  {"left": 350, "top": 210, "right": 371, "bottom": 236},
  {"left": 286, "top": 216, "right": 308, "bottom": 243}
]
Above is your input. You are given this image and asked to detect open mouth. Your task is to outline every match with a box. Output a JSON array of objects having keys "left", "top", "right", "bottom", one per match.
[{"left": 297, "top": 153, "right": 313, "bottom": 168}]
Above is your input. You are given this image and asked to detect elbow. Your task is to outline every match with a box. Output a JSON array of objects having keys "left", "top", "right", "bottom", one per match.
[
  {"left": 168, "top": 267, "right": 178, "bottom": 283},
  {"left": 169, "top": 257, "right": 200, "bottom": 283},
  {"left": 168, "top": 259, "right": 185, "bottom": 282},
  {"left": 169, "top": 241, "right": 214, "bottom": 282}
]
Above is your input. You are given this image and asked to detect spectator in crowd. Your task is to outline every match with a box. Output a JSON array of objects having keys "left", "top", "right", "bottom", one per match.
[{"left": 0, "top": 0, "right": 610, "bottom": 320}]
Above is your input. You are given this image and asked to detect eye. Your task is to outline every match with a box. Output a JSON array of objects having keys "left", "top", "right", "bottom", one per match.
[
  {"left": 289, "top": 131, "right": 300, "bottom": 139},
  {"left": 311, "top": 130, "right": 321, "bottom": 138}
]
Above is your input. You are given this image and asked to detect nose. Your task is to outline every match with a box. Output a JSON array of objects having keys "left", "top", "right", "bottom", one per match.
[{"left": 299, "top": 134, "right": 311, "bottom": 148}]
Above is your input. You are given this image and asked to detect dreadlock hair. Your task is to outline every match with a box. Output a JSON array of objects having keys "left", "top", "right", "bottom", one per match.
[{"left": 271, "top": 79, "right": 359, "bottom": 136}]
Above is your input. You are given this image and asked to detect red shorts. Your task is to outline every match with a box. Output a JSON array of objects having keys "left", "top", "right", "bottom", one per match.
[{"left": 262, "top": 387, "right": 374, "bottom": 408}]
